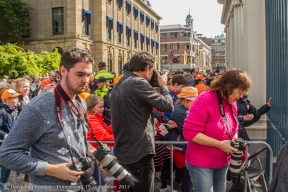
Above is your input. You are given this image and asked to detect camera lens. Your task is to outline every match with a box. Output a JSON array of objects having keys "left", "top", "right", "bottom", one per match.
[{"left": 80, "top": 170, "right": 97, "bottom": 190}]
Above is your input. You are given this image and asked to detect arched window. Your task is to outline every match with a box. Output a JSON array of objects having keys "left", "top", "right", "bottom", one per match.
[
  {"left": 107, "top": 51, "right": 113, "bottom": 72},
  {"left": 118, "top": 53, "right": 123, "bottom": 75},
  {"left": 53, "top": 47, "right": 64, "bottom": 55}
]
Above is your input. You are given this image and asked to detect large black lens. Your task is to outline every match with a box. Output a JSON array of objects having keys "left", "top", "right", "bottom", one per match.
[{"left": 80, "top": 170, "right": 97, "bottom": 190}]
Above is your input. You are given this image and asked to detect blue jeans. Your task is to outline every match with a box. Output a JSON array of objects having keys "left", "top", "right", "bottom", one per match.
[
  {"left": 0, "top": 166, "right": 11, "bottom": 183},
  {"left": 186, "top": 162, "right": 228, "bottom": 192}
]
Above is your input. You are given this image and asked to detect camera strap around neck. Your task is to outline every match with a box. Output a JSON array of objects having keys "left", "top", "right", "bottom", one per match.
[
  {"left": 217, "top": 92, "right": 234, "bottom": 141},
  {"left": 54, "top": 84, "right": 89, "bottom": 165}
]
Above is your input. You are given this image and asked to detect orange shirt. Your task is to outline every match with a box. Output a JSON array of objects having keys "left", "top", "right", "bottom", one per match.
[{"left": 195, "top": 83, "right": 209, "bottom": 94}]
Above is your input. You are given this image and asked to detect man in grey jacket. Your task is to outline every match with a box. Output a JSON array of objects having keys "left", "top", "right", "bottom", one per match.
[
  {"left": 0, "top": 48, "right": 96, "bottom": 191},
  {"left": 110, "top": 51, "right": 174, "bottom": 192}
]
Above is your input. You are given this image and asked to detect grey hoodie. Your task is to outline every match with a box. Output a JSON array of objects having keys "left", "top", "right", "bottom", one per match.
[{"left": 0, "top": 91, "right": 87, "bottom": 191}]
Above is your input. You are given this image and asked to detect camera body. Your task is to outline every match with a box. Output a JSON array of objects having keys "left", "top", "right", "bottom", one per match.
[
  {"left": 149, "top": 70, "right": 162, "bottom": 87},
  {"left": 93, "top": 143, "right": 136, "bottom": 190},
  {"left": 227, "top": 138, "right": 247, "bottom": 185},
  {"left": 69, "top": 157, "right": 97, "bottom": 189}
]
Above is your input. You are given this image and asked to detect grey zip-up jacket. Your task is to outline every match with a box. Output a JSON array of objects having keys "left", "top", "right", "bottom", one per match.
[
  {"left": 0, "top": 91, "right": 87, "bottom": 191},
  {"left": 110, "top": 72, "right": 173, "bottom": 164}
]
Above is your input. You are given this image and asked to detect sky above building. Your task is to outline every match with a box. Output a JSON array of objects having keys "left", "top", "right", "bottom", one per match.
[{"left": 148, "top": 0, "right": 224, "bottom": 38}]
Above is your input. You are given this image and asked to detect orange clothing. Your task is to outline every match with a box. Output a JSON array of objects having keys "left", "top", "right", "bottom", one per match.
[
  {"left": 41, "top": 79, "right": 56, "bottom": 86},
  {"left": 86, "top": 113, "right": 114, "bottom": 148},
  {"left": 195, "top": 83, "right": 209, "bottom": 94}
]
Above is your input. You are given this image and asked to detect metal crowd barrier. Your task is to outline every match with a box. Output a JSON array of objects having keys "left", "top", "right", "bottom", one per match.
[{"left": 0, "top": 140, "right": 274, "bottom": 192}]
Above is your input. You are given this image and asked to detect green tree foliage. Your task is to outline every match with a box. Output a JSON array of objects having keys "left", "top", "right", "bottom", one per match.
[
  {"left": 0, "top": 44, "right": 61, "bottom": 78},
  {"left": 0, "top": 0, "right": 32, "bottom": 43}
]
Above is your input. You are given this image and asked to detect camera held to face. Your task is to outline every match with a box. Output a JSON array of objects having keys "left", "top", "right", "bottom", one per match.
[
  {"left": 93, "top": 143, "right": 137, "bottom": 191},
  {"left": 149, "top": 70, "right": 162, "bottom": 87},
  {"left": 227, "top": 138, "right": 247, "bottom": 185},
  {"left": 69, "top": 157, "right": 97, "bottom": 189}
]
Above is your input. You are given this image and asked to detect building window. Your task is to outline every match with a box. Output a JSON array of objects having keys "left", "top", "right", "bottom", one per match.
[
  {"left": 180, "top": 32, "right": 189, "bottom": 37},
  {"left": 140, "top": 11, "right": 144, "bottom": 23},
  {"left": 134, "top": 30, "right": 138, "bottom": 48},
  {"left": 53, "top": 47, "right": 64, "bottom": 55},
  {"left": 151, "top": 39, "right": 154, "bottom": 54},
  {"left": 156, "top": 41, "right": 159, "bottom": 55},
  {"left": 222, "top": 47, "right": 226, "bottom": 51},
  {"left": 170, "top": 43, "right": 179, "bottom": 51},
  {"left": 126, "top": 26, "right": 131, "bottom": 46},
  {"left": 52, "top": 7, "right": 64, "bottom": 34},
  {"left": 151, "top": 20, "right": 154, "bottom": 30},
  {"left": 185, "top": 43, "right": 190, "bottom": 50},
  {"left": 173, "top": 56, "right": 180, "bottom": 63},
  {"left": 161, "top": 56, "right": 167, "bottom": 64},
  {"left": 192, "top": 56, "right": 195, "bottom": 64},
  {"left": 160, "top": 33, "right": 167, "bottom": 39},
  {"left": 108, "top": 51, "right": 113, "bottom": 71},
  {"left": 160, "top": 44, "right": 167, "bottom": 51},
  {"left": 82, "top": 9, "right": 91, "bottom": 36},
  {"left": 192, "top": 44, "right": 195, "bottom": 51},
  {"left": 118, "top": 54, "right": 123, "bottom": 75},
  {"left": 126, "top": 1, "right": 131, "bottom": 14},
  {"left": 146, "top": 16, "right": 150, "bottom": 27},
  {"left": 214, "top": 40, "right": 218, "bottom": 43},
  {"left": 155, "top": 23, "right": 159, "bottom": 32},
  {"left": 140, "top": 33, "right": 144, "bottom": 50},
  {"left": 106, "top": 16, "right": 113, "bottom": 40},
  {"left": 133, "top": 6, "right": 138, "bottom": 19},
  {"left": 221, "top": 39, "right": 225, "bottom": 43},
  {"left": 146, "top": 36, "right": 150, "bottom": 52},
  {"left": 187, "top": 56, "right": 191, "bottom": 63},
  {"left": 117, "top": 21, "right": 123, "bottom": 43},
  {"left": 117, "top": 0, "right": 123, "bottom": 9},
  {"left": 170, "top": 32, "right": 178, "bottom": 38}
]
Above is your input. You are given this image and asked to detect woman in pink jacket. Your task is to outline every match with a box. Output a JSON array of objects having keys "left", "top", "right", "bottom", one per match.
[{"left": 183, "top": 69, "right": 252, "bottom": 192}]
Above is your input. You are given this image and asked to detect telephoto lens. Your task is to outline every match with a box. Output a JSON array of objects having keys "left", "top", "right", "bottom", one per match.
[
  {"left": 93, "top": 143, "right": 137, "bottom": 190},
  {"left": 69, "top": 157, "right": 97, "bottom": 190},
  {"left": 228, "top": 139, "right": 247, "bottom": 185}
]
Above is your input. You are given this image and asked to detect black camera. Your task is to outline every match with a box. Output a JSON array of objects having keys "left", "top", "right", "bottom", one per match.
[
  {"left": 69, "top": 157, "right": 97, "bottom": 190},
  {"left": 93, "top": 143, "right": 137, "bottom": 190},
  {"left": 149, "top": 70, "right": 162, "bottom": 87},
  {"left": 227, "top": 138, "right": 247, "bottom": 185}
]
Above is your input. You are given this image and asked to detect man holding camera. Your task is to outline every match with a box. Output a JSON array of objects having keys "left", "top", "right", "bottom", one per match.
[
  {"left": 0, "top": 48, "right": 97, "bottom": 191},
  {"left": 110, "top": 51, "right": 174, "bottom": 192}
]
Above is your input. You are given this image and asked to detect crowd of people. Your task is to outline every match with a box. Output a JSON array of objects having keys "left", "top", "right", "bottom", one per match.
[{"left": 0, "top": 48, "right": 273, "bottom": 192}]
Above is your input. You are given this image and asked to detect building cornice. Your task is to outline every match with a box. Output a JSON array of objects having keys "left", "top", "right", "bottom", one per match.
[
  {"left": 136, "top": 0, "right": 162, "bottom": 20},
  {"left": 219, "top": 0, "right": 242, "bottom": 25}
]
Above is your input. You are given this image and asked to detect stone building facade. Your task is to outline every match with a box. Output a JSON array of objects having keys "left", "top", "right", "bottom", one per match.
[
  {"left": 21, "top": 0, "right": 161, "bottom": 74},
  {"left": 159, "top": 13, "right": 211, "bottom": 73}
]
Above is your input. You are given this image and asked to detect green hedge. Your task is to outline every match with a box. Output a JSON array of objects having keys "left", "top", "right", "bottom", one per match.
[{"left": 0, "top": 44, "right": 61, "bottom": 78}]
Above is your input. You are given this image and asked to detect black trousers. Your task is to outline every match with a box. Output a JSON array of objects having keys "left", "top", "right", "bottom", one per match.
[{"left": 120, "top": 155, "right": 155, "bottom": 192}]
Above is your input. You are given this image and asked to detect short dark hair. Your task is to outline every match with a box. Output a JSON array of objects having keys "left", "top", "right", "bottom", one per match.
[
  {"left": 190, "top": 67, "right": 198, "bottom": 74},
  {"left": 210, "top": 69, "right": 252, "bottom": 100},
  {"left": 128, "top": 52, "right": 155, "bottom": 72},
  {"left": 60, "top": 48, "right": 95, "bottom": 71},
  {"left": 172, "top": 75, "right": 188, "bottom": 86}
]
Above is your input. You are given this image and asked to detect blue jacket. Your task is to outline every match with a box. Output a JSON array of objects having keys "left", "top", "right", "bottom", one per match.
[
  {"left": 165, "top": 104, "right": 188, "bottom": 152},
  {"left": 0, "top": 104, "right": 16, "bottom": 140},
  {"left": 186, "top": 75, "right": 195, "bottom": 87},
  {"left": 164, "top": 89, "right": 178, "bottom": 118}
]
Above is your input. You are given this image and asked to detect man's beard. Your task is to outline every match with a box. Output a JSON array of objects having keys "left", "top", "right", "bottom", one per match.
[{"left": 65, "top": 75, "right": 85, "bottom": 95}]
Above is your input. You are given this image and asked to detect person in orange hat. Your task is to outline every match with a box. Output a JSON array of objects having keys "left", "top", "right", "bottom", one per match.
[
  {"left": 165, "top": 86, "right": 198, "bottom": 192},
  {"left": 0, "top": 89, "right": 20, "bottom": 190},
  {"left": 78, "top": 92, "right": 90, "bottom": 100},
  {"left": 195, "top": 74, "right": 209, "bottom": 94}
]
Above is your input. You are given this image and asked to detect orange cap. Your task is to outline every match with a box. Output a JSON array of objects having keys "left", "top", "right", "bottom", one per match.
[
  {"left": 1, "top": 89, "right": 21, "bottom": 100},
  {"left": 109, "top": 76, "right": 122, "bottom": 87},
  {"left": 79, "top": 92, "right": 90, "bottom": 100}
]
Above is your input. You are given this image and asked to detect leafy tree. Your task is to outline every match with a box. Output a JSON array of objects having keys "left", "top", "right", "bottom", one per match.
[
  {"left": 0, "top": 44, "right": 61, "bottom": 79},
  {"left": 0, "top": 0, "right": 32, "bottom": 43}
]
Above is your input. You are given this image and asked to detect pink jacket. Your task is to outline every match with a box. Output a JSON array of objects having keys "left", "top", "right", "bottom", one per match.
[{"left": 183, "top": 90, "right": 238, "bottom": 168}]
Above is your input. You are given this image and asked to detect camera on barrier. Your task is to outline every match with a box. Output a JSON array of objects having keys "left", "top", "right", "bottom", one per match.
[
  {"left": 227, "top": 138, "right": 247, "bottom": 185},
  {"left": 69, "top": 157, "right": 97, "bottom": 189},
  {"left": 93, "top": 143, "right": 138, "bottom": 189}
]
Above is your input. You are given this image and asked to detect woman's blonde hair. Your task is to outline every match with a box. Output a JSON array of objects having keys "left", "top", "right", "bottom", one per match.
[
  {"left": 210, "top": 69, "right": 252, "bottom": 100},
  {"left": 15, "top": 78, "right": 30, "bottom": 92},
  {"left": 85, "top": 94, "right": 104, "bottom": 114}
]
